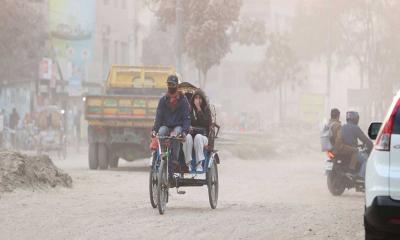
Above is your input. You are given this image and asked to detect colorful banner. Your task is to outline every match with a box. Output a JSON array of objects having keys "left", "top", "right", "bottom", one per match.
[{"left": 49, "top": 0, "right": 96, "bottom": 96}]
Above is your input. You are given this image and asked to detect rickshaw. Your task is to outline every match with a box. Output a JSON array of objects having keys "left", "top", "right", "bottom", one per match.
[
  {"left": 148, "top": 82, "right": 221, "bottom": 214},
  {"left": 35, "top": 106, "right": 67, "bottom": 159}
]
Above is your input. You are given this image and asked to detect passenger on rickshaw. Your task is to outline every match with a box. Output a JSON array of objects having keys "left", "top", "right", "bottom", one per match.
[
  {"left": 182, "top": 89, "right": 212, "bottom": 172},
  {"left": 151, "top": 75, "right": 191, "bottom": 178}
]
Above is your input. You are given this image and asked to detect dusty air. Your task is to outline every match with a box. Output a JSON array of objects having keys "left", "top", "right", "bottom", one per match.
[{"left": 1, "top": 0, "right": 400, "bottom": 239}]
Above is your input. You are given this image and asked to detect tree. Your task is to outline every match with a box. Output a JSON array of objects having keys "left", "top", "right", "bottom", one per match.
[
  {"left": 250, "top": 34, "right": 304, "bottom": 123},
  {"left": 369, "top": 1, "right": 400, "bottom": 117},
  {"left": 150, "top": 0, "right": 242, "bottom": 88},
  {"left": 291, "top": 0, "right": 397, "bottom": 119},
  {"left": 0, "top": 0, "right": 46, "bottom": 85},
  {"left": 231, "top": 17, "right": 267, "bottom": 46},
  {"left": 184, "top": 17, "right": 232, "bottom": 88},
  {"left": 291, "top": 0, "right": 351, "bottom": 110}
]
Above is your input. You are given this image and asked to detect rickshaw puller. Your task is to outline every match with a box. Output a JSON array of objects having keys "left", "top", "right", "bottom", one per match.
[{"left": 151, "top": 75, "right": 191, "bottom": 185}]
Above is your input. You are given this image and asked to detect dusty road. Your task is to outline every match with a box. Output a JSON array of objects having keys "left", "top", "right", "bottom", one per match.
[{"left": 0, "top": 148, "right": 365, "bottom": 240}]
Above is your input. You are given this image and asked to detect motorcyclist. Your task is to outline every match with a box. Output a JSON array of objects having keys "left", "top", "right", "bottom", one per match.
[
  {"left": 328, "top": 108, "right": 341, "bottom": 150},
  {"left": 337, "top": 111, "right": 373, "bottom": 179}
]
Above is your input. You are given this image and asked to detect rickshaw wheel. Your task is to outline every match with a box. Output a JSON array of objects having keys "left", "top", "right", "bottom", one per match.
[
  {"left": 157, "top": 160, "right": 168, "bottom": 215},
  {"left": 207, "top": 160, "right": 219, "bottom": 209},
  {"left": 149, "top": 153, "right": 158, "bottom": 208}
]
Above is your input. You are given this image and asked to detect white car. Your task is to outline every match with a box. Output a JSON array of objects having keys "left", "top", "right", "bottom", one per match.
[{"left": 365, "top": 92, "right": 400, "bottom": 239}]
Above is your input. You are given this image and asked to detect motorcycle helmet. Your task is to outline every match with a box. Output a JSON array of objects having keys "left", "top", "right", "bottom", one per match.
[{"left": 346, "top": 111, "right": 360, "bottom": 125}]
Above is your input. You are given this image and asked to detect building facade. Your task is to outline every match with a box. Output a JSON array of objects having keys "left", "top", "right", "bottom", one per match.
[{"left": 88, "top": 0, "right": 142, "bottom": 85}]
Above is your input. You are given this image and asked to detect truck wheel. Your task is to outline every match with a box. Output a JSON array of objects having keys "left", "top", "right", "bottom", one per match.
[
  {"left": 98, "top": 143, "right": 109, "bottom": 170},
  {"left": 109, "top": 155, "right": 119, "bottom": 168},
  {"left": 89, "top": 143, "right": 98, "bottom": 170}
]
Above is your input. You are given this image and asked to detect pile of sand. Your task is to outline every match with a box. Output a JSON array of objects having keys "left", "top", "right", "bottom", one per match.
[{"left": 0, "top": 151, "right": 72, "bottom": 193}]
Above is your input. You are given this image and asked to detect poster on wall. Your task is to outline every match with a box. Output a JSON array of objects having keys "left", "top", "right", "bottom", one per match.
[{"left": 49, "top": 0, "right": 96, "bottom": 96}]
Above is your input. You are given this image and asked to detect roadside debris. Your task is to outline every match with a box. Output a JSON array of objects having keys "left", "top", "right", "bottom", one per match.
[{"left": 0, "top": 151, "right": 72, "bottom": 194}]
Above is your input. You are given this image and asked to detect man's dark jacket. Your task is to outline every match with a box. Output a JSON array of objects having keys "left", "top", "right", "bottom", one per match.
[
  {"left": 189, "top": 90, "right": 212, "bottom": 136},
  {"left": 341, "top": 122, "right": 373, "bottom": 152},
  {"left": 153, "top": 92, "right": 190, "bottom": 133}
]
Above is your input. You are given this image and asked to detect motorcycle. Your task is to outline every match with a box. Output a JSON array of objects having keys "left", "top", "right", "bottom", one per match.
[{"left": 325, "top": 145, "right": 369, "bottom": 196}]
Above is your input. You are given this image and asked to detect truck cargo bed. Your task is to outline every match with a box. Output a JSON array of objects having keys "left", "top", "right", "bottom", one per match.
[{"left": 85, "top": 95, "right": 159, "bottom": 127}]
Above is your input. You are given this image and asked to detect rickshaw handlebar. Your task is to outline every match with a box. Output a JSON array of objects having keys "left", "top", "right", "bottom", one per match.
[
  {"left": 191, "top": 127, "right": 206, "bottom": 131},
  {"left": 156, "top": 135, "right": 186, "bottom": 141}
]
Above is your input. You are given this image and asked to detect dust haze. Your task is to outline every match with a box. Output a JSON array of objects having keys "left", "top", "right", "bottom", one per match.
[{"left": 0, "top": 0, "right": 395, "bottom": 239}]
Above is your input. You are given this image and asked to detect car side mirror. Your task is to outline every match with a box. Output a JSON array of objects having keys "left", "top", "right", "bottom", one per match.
[{"left": 368, "top": 122, "right": 382, "bottom": 140}]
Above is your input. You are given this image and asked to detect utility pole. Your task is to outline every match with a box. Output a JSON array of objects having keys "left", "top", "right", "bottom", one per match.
[{"left": 176, "top": 0, "right": 184, "bottom": 75}]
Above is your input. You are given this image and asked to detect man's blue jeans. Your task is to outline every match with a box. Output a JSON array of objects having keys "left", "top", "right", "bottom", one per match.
[{"left": 158, "top": 126, "right": 182, "bottom": 175}]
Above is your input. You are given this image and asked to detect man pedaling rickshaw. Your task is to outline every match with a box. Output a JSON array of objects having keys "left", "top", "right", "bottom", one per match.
[{"left": 151, "top": 75, "right": 191, "bottom": 186}]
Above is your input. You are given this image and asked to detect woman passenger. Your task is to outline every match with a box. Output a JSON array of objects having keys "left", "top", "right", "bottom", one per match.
[{"left": 182, "top": 90, "right": 212, "bottom": 172}]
